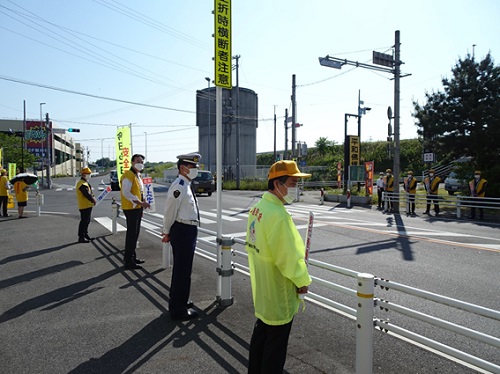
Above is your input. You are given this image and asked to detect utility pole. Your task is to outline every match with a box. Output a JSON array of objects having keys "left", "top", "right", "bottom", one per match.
[
  {"left": 284, "top": 108, "right": 288, "bottom": 159},
  {"left": 291, "top": 74, "right": 297, "bottom": 159},
  {"left": 393, "top": 30, "right": 401, "bottom": 205},
  {"left": 273, "top": 105, "right": 277, "bottom": 161},
  {"left": 233, "top": 54, "right": 241, "bottom": 189}
]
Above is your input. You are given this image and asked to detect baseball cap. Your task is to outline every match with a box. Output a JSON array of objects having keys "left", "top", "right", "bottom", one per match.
[
  {"left": 81, "top": 167, "right": 92, "bottom": 175},
  {"left": 268, "top": 160, "right": 311, "bottom": 180}
]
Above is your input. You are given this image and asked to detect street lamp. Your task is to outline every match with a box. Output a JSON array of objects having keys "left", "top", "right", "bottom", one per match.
[
  {"left": 205, "top": 77, "right": 211, "bottom": 172},
  {"left": 39, "top": 102, "right": 46, "bottom": 185}
]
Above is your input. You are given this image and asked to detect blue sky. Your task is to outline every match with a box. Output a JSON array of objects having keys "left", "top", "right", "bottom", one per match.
[{"left": 1, "top": 0, "right": 499, "bottom": 163}]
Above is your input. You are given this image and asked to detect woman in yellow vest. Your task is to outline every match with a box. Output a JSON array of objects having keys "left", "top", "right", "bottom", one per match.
[
  {"left": 383, "top": 168, "right": 394, "bottom": 213},
  {"left": 0, "top": 169, "right": 10, "bottom": 217},
  {"left": 76, "top": 167, "right": 96, "bottom": 243},
  {"left": 14, "top": 171, "right": 29, "bottom": 219},
  {"left": 404, "top": 170, "right": 418, "bottom": 215},
  {"left": 469, "top": 170, "right": 487, "bottom": 220}
]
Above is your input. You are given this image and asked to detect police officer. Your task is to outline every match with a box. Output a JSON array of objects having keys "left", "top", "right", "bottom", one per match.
[
  {"left": 162, "top": 152, "right": 201, "bottom": 321},
  {"left": 76, "top": 167, "right": 96, "bottom": 243},
  {"left": 121, "top": 154, "right": 150, "bottom": 270},
  {"left": 424, "top": 169, "right": 442, "bottom": 215},
  {"left": 469, "top": 170, "right": 487, "bottom": 220}
]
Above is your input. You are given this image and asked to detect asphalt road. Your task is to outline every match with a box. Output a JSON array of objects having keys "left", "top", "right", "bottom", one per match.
[{"left": 1, "top": 176, "right": 499, "bottom": 373}]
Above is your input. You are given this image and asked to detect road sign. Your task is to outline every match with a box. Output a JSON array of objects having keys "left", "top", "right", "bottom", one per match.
[
  {"left": 52, "top": 128, "right": 66, "bottom": 134},
  {"left": 373, "top": 51, "right": 394, "bottom": 67}
]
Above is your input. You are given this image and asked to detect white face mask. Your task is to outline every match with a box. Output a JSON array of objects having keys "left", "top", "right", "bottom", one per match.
[
  {"left": 186, "top": 167, "right": 198, "bottom": 180},
  {"left": 429, "top": 173, "right": 434, "bottom": 177},
  {"left": 475, "top": 175, "right": 480, "bottom": 180},
  {"left": 83, "top": 174, "right": 90, "bottom": 180},
  {"left": 279, "top": 182, "right": 296, "bottom": 204},
  {"left": 134, "top": 163, "right": 144, "bottom": 171}
]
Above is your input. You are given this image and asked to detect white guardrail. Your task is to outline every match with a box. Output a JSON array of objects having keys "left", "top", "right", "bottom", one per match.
[
  {"left": 194, "top": 225, "right": 500, "bottom": 374},
  {"left": 382, "top": 191, "right": 500, "bottom": 218}
]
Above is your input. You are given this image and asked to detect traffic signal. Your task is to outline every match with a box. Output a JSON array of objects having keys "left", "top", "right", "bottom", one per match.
[{"left": 68, "top": 128, "right": 80, "bottom": 132}]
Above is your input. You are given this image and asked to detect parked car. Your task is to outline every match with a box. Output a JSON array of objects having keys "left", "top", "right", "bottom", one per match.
[
  {"left": 192, "top": 170, "right": 215, "bottom": 196},
  {"left": 109, "top": 170, "right": 120, "bottom": 191},
  {"left": 444, "top": 171, "right": 467, "bottom": 195}
]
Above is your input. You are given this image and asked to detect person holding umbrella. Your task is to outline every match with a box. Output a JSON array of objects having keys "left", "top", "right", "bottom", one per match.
[
  {"left": 13, "top": 169, "right": 30, "bottom": 218},
  {"left": 0, "top": 169, "right": 11, "bottom": 217},
  {"left": 76, "top": 167, "right": 96, "bottom": 243}
]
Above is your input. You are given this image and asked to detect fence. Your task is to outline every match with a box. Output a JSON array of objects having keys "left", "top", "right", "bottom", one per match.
[
  {"left": 383, "top": 191, "right": 500, "bottom": 218},
  {"left": 195, "top": 225, "right": 500, "bottom": 374}
]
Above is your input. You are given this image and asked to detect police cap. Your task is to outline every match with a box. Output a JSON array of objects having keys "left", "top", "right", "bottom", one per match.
[{"left": 177, "top": 152, "right": 201, "bottom": 167}]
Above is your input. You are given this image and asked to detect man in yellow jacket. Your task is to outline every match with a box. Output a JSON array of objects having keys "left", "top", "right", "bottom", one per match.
[
  {"left": 469, "top": 170, "right": 487, "bottom": 220},
  {"left": 246, "top": 160, "right": 312, "bottom": 373},
  {"left": 76, "top": 167, "right": 96, "bottom": 243},
  {"left": 424, "top": 169, "right": 442, "bottom": 215}
]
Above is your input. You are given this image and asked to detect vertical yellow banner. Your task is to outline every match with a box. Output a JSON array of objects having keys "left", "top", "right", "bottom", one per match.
[
  {"left": 214, "top": 0, "right": 232, "bottom": 88},
  {"left": 116, "top": 126, "right": 131, "bottom": 184},
  {"left": 0, "top": 148, "right": 3, "bottom": 168},
  {"left": 8, "top": 163, "right": 17, "bottom": 180}
]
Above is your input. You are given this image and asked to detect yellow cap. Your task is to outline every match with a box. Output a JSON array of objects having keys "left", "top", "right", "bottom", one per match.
[
  {"left": 268, "top": 160, "right": 311, "bottom": 180},
  {"left": 386, "top": 169, "right": 392, "bottom": 173},
  {"left": 81, "top": 167, "right": 92, "bottom": 175}
]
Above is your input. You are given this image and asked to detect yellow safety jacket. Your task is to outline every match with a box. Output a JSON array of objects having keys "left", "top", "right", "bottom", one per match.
[
  {"left": 469, "top": 178, "right": 487, "bottom": 197},
  {"left": 384, "top": 176, "right": 394, "bottom": 192},
  {"left": 14, "top": 181, "right": 28, "bottom": 203},
  {"left": 0, "top": 175, "right": 9, "bottom": 196},
  {"left": 120, "top": 170, "right": 142, "bottom": 210},
  {"left": 424, "top": 176, "right": 441, "bottom": 195},
  {"left": 246, "top": 192, "right": 311, "bottom": 326},
  {"left": 76, "top": 179, "right": 94, "bottom": 209},
  {"left": 404, "top": 177, "right": 417, "bottom": 194}
]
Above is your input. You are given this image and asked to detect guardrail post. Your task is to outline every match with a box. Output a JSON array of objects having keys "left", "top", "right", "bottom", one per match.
[
  {"left": 347, "top": 189, "right": 352, "bottom": 208},
  {"left": 111, "top": 197, "right": 119, "bottom": 234},
  {"left": 35, "top": 191, "right": 44, "bottom": 217},
  {"left": 356, "top": 273, "right": 374, "bottom": 374},
  {"left": 217, "top": 236, "right": 234, "bottom": 307},
  {"left": 456, "top": 195, "right": 462, "bottom": 219},
  {"left": 383, "top": 191, "right": 388, "bottom": 212},
  {"left": 405, "top": 192, "right": 410, "bottom": 214}
]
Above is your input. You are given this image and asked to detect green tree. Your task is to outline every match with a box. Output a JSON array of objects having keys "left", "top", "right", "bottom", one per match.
[
  {"left": 413, "top": 53, "right": 500, "bottom": 195},
  {"left": 0, "top": 133, "right": 37, "bottom": 171}
]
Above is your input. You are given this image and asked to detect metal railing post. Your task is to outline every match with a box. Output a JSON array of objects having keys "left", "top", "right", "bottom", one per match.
[
  {"left": 347, "top": 189, "right": 352, "bottom": 208},
  {"left": 217, "top": 236, "right": 234, "bottom": 306},
  {"left": 35, "top": 191, "right": 43, "bottom": 217},
  {"left": 356, "top": 273, "right": 374, "bottom": 374},
  {"left": 456, "top": 195, "right": 462, "bottom": 219},
  {"left": 111, "top": 197, "right": 119, "bottom": 234}
]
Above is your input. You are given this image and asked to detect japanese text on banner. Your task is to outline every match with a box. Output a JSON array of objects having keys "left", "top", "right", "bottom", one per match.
[
  {"left": 116, "top": 126, "right": 131, "bottom": 183},
  {"left": 142, "top": 177, "right": 156, "bottom": 213}
]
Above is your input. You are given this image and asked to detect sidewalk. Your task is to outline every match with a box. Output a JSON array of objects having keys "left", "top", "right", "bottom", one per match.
[{"left": 0, "top": 210, "right": 357, "bottom": 374}]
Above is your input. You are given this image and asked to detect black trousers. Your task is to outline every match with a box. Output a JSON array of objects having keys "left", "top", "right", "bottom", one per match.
[
  {"left": 248, "top": 318, "right": 294, "bottom": 374},
  {"left": 426, "top": 195, "right": 440, "bottom": 213},
  {"left": 0, "top": 195, "right": 7, "bottom": 216},
  {"left": 78, "top": 207, "right": 92, "bottom": 239},
  {"left": 123, "top": 208, "right": 143, "bottom": 265},
  {"left": 169, "top": 221, "right": 197, "bottom": 318},
  {"left": 470, "top": 206, "right": 484, "bottom": 219},
  {"left": 408, "top": 194, "right": 416, "bottom": 213},
  {"left": 377, "top": 188, "right": 384, "bottom": 208}
]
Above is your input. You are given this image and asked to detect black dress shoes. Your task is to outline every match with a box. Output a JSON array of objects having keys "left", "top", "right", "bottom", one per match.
[
  {"left": 134, "top": 259, "right": 145, "bottom": 264},
  {"left": 84, "top": 235, "right": 95, "bottom": 241},
  {"left": 171, "top": 309, "right": 198, "bottom": 321},
  {"left": 186, "top": 300, "right": 194, "bottom": 308},
  {"left": 78, "top": 238, "right": 90, "bottom": 243},
  {"left": 124, "top": 263, "right": 142, "bottom": 270}
]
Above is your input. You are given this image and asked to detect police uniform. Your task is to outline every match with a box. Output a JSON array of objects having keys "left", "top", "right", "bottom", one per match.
[
  {"left": 162, "top": 152, "right": 200, "bottom": 320},
  {"left": 76, "top": 167, "right": 96, "bottom": 243}
]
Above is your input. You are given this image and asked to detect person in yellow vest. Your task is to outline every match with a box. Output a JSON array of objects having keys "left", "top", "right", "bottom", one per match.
[
  {"left": 469, "top": 170, "right": 487, "bottom": 220},
  {"left": 423, "top": 169, "right": 442, "bottom": 215},
  {"left": 76, "top": 167, "right": 96, "bottom": 243},
  {"left": 0, "top": 169, "right": 11, "bottom": 217},
  {"left": 383, "top": 168, "right": 394, "bottom": 213},
  {"left": 13, "top": 169, "right": 30, "bottom": 219},
  {"left": 246, "top": 160, "right": 312, "bottom": 373},
  {"left": 120, "top": 154, "right": 150, "bottom": 270},
  {"left": 404, "top": 170, "right": 418, "bottom": 215}
]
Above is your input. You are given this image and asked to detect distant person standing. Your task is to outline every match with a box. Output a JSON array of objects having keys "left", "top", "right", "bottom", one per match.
[
  {"left": 13, "top": 169, "right": 29, "bottom": 219},
  {"left": 423, "top": 169, "right": 442, "bottom": 215},
  {"left": 404, "top": 171, "right": 418, "bottom": 215},
  {"left": 383, "top": 169, "right": 394, "bottom": 213},
  {"left": 76, "top": 167, "right": 96, "bottom": 243},
  {"left": 246, "top": 160, "right": 312, "bottom": 373},
  {"left": 376, "top": 172, "right": 385, "bottom": 209},
  {"left": 162, "top": 152, "right": 201, "bottom": 321},
  {"left": 120, "top": 154, "right": 150, "bottom": 270},
  {"left": 0, "top": 169, "right": 10, "bottom": 217},
  {"left": 469, "top": 170, "right": 487, "bottom": 220}
]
